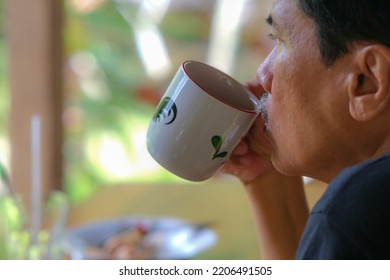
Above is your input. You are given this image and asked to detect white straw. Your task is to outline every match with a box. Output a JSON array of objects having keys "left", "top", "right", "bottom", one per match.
[{"left": 30, "top": 114, "right": 41, "bottom": 245}]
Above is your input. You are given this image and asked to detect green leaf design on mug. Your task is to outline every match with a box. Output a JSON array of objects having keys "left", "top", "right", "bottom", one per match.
[
  {"left": 211, "top": 135, "right": 228, "bottom": 159},
  {"left": 153, "top": 97, "right": 177, "bottom": 125}
]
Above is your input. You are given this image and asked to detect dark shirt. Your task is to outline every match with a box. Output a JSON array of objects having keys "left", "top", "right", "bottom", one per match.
[{"left": 296, "top": 153, "right": 390, "bottom": 259}]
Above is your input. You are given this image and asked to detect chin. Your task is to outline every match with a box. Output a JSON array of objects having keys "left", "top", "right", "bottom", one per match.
[{"left": 270, "top": 154, "right": 301, "bottom": 177}]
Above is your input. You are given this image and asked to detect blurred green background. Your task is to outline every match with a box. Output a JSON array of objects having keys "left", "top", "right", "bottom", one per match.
[{"left": 0, "top": 0, "right": 271, "bottom": 203}]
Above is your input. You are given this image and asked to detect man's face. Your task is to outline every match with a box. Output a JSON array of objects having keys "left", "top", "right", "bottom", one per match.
[{"left": 257, "top": 0, "right": 355, "bottom": 181}]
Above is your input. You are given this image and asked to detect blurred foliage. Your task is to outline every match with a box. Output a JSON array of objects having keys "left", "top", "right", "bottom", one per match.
[
  {"left": 64, "top": 1, "right": 148, "bottom": 202},
  {"left": 0, "top": 0, "right": 215, "bottom": 203},
  {"left": 63, "top": 1, "right": 210, "bottom": 203}
]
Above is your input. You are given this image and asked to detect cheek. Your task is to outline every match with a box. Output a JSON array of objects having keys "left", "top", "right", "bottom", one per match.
[
  {"left": 268, "top": 94, "right": 317, "bottom": 174},
  {"left": 265, "top": 38, "right": 326, "bottom": 140},
  {"left": 270, "top": 59, "right": 320, "bottom": 122},
  {"left": 268, "top": 88, "right": 317, "bottom": 151},
  {"left": 268, "top": 93, "right": 295, "bottom": 134}
]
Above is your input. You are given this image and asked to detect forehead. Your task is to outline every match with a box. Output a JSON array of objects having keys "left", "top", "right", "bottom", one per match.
[
  {"left": 269, "top": 0, "right": 317, "bottom": 46},
  {"left": 269, "top": 0, "right": 312, "bottom": 35}
]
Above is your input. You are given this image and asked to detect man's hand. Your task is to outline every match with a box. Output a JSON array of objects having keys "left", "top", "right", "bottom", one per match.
[{"left": 220, "top": 80, "right": 274, "bottom": 185}]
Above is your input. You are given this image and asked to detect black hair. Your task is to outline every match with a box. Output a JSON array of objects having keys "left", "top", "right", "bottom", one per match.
[{"left": 298, "top": 0, "right": 390, "bottom": 66}]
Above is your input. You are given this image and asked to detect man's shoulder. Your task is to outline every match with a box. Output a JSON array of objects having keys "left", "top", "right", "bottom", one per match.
[
  {"left": 313, "top": 153, "right": 390, "bottom": 213},
  {"left": 297, "top": 153, "right": 390, "bottom": 259},
  {"left": 336, "top": 152, "right": 390, "bottom": 186}
]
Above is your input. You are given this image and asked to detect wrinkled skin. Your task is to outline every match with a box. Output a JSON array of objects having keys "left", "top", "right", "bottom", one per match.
[{"left": 223, "top": 0, "right": 376, "bottom": 183}]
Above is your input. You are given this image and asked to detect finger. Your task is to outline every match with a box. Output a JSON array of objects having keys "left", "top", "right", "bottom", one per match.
[
  {"left": 239, "top": 154, "right": 253, "bottom": 166},
  {"left": 232, "top": 141, "right": 248, "bottom": 155},
  {"left": 225, "top": 153, "right": 252, "bottom": 170}
]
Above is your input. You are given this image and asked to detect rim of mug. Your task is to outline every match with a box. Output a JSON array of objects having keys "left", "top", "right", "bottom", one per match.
[{"left": 182, "top": 60, "right": 260, "bottom": 114}]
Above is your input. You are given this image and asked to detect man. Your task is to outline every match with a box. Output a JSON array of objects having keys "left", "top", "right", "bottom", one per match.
[{"left": 222, "top": 0, "right": 390, "bottom": 259}]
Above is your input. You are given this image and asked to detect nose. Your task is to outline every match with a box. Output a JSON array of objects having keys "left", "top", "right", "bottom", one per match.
[{"left": 256, "top": 49, "right": 275, "bottom": 93}]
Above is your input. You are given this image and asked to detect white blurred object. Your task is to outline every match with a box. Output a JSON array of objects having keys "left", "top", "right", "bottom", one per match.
[
  {"left": 30, "top": 114, "right": 42, "bottom": 247},
  {"left": 64, "top": 217, "right": 217, "bottom": 259},
  {"left": 69, "top": 52, "right": 110, "bottom": 102},
  {"left": 206, "top": 0, "right": 247, "bottom": 74},
  {"left": 115, "top": 0, "right": 173, "bottom": 80},
  {"left": 303, "top": 177, "right": 315, "bottom": 184}
]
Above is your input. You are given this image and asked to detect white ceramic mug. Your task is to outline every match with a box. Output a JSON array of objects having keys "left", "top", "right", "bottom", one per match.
[{"left": 146, "top": 60, "right": 260, "bottom": 182}]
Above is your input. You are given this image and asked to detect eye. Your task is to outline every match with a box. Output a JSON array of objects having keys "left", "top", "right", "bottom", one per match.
[
  {"left": 267, "top": 33, "right": 276, "bottom": 40},
  {"left": 267, "top": 33, "right": 282, "bottom": 48},
  {"left": 267, "top": 33, "right": 281, "bottom": 43}
]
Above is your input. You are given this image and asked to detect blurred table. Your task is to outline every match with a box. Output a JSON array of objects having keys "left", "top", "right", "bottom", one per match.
[{"left": 68, "top": 177, "right": 326, "bottom": 259}]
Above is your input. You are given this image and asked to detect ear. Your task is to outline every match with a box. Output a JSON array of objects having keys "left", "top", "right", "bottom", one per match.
[{"left": 348, "top": 45, "right": 390, "bottom": 121}]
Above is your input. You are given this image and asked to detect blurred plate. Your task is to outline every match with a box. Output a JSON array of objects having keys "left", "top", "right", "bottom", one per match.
[{"left": 63, "top": 216, "right": 217, "bottom": 260}]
